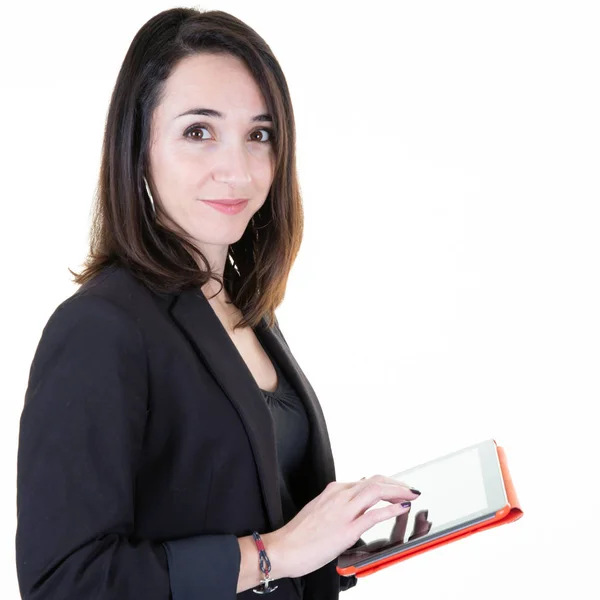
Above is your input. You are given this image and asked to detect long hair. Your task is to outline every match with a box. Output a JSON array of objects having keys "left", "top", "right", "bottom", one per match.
[{"left": 70, "top": 7, "right": 303, "bottom": 331}]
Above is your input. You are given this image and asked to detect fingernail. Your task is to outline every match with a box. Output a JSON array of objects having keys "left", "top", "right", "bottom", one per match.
[
  {"left": 409, "top": 488, "right": 421, "bottom": 495},
  {"left": 401, "top": 501, "right": 412, "bottom": 508}
]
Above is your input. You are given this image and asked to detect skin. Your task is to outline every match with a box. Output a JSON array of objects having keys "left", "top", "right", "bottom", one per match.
[
  {"left": 147, "top": 52, "right": 276, "bottom": 321},
  {"left": 146, "top": 53, "right": 421, "bottom": 592}
]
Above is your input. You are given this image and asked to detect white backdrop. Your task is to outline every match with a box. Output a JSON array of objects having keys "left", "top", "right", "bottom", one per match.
[{"left": 2, "top": 1, "right": 599, "bottom": 598}]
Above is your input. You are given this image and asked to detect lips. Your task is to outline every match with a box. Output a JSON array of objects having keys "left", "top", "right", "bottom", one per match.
[
  {"left": 201, "top": 199, "right": 249, "bottom": 215},
  {"left": 201, "top": 199, "right": 248, "bottom": 205}
]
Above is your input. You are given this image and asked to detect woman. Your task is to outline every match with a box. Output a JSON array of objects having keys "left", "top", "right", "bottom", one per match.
[{"left": 15, "top": 8, "right": 420, "bottom": 599}]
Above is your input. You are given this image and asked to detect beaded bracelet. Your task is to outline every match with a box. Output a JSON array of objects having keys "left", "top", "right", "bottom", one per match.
[{"left": 251, "top": 531, "right": 279, "bottom": 594}]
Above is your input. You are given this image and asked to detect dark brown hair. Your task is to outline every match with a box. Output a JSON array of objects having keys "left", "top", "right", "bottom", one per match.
[{"left": 70, "top": 7, "right": 303, "bottom": 331}]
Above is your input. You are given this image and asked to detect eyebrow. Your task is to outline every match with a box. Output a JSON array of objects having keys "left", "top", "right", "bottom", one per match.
[{"left": 176, "top": 108, "right": 273, "bottom": 122}]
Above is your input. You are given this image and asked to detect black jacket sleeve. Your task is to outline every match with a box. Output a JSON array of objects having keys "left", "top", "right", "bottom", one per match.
[
  {"left": 339, "top": 574, "right": 358, "bottom": 592},
  {"left": 15, "top": 294, "right": 240, "bottom": 600}
]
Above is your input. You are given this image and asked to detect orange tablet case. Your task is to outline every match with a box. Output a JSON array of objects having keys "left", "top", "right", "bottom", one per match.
[{"left": 337, "top": 442, "right": 523, "bottom": 578}]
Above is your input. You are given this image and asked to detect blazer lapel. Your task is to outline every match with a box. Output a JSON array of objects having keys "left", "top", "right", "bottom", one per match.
[
  {"left": 165, "top": 287, "right": 336, "bottom": 531},
  {"left": 166, "top": 288, "right": 282, "bottom": 530}
]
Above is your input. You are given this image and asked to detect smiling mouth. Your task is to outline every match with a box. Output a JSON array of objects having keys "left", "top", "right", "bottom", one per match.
[
  {"left": 200, "top": 198, "right": 249, "bottom": 205},
  {"left": 201, "top": 199, "right": 249, "bottom": 214}
]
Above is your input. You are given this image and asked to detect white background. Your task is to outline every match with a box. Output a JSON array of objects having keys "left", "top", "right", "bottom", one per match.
[{"left": 2, "top": 1, "right": 599, "bottom": 598}]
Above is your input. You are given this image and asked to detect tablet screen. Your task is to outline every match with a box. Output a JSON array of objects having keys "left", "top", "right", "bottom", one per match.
[{"left": 338, "top": 442, "right": 503, "bottom": 568}]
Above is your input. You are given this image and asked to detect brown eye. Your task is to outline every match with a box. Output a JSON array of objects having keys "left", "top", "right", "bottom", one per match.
[
  {"left": 251, "top": 128, "right": 273, "bottom": 143},
  {"left": 185, "top": 126, "right": 211, "bottom": 140}
]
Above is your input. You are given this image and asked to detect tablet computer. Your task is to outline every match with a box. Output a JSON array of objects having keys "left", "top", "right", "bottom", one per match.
[{"left": 336, "top": 439, "right": 523, "bottom": 578}]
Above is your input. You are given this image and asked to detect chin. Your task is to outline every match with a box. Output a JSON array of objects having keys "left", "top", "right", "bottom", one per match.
[{"left": 190, "top": 227, "right": 248, "bottom": 247}]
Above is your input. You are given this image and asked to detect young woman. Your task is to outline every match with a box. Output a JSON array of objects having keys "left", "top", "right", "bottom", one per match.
[{"left": 15, "top": 8, "right": 420, "bottom": 599}]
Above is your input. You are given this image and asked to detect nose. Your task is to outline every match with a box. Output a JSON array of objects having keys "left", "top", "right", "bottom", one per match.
[{"left": 212, "top": 143, "right": 252, "bottom": 187}]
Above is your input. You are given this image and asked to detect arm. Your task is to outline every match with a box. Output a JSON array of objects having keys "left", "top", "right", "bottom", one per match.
[{"left": 15, "top": 294, "right": 259, "bottom": 599}]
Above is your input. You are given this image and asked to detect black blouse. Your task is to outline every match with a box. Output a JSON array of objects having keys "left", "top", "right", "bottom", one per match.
[
  {"left": 257, "top": 339, "right": 310, "bottom": 598},
  {"left": 257, "top": 339, "right": 310, "bottom": 525}
]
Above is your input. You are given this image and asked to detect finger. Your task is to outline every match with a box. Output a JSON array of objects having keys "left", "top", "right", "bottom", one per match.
[
  {"left": 389, "top": 510, "right": 410, "bottom": 543},
  {"left": 394, "top": 479, "right": 414, "bottom": 489},
  {"left": 356, "top": 476, "right": 420, "bottom": 496},
  {"left": 350, "top": 483, "right": 420, "bottom": 512},
  {"left": 354, "top": 499, "right": 412, "bottom": 535},
  {"left": 322, "top": 478, "right": 367, "bottom": 494},
  {"left": 361, "top": 475, "right": 419, "bottom": 493},
  {"left": 324, "top": 475, "right": 382, "bottom": 493},
  {"left": 348, "top": 477, "right": 421, "bottom": 505},
  {"left": 379, "top": 475, "right": 421, "bottom": 495}
]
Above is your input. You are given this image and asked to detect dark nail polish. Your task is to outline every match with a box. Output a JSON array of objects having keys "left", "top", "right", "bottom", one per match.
[
  {"left": 401, "top": 501, "right": 412, "bottom": 508},
  {"left": 409, "top": 488, "right": 421, "bottom": 495}
]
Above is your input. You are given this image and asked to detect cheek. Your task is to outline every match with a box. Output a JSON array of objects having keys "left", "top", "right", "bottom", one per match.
[
  {"left": 254, "top": 153, "right": 275, "bottom": 189},
  {"left": 167, "top": 144, "right": 204, "bottom": 176},
  {"left": 163, "top": 154, "right": 212, "bottom": 199},
  {"left": 256, "top": 168, "right": 273, "bottom": 191}
]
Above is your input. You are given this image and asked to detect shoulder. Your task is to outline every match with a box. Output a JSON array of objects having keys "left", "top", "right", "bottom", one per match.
[
  {"left": 51, "top": 263, "right": 163, "bottom": 324},
  {"left": 38, "top": 265, "right": 150, "bottom": 355},
  {"left": 25, "top": 267, "right": 152, "bottom": 395},
  {"left": 74, "top": 263, "right": 157, "bottom": 310}
]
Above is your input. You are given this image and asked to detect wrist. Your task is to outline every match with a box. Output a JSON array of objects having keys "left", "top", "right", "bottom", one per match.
[{"left": 260, "top": 529, "right": 289, "bottom": 581}]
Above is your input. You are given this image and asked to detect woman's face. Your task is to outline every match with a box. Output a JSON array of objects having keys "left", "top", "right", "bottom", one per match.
[{"left": 148, "top": 52, "right": 275, "bottom": 258}]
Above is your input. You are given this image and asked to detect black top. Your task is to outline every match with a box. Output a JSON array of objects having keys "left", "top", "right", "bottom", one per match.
[
  {"left": 258, "top": 341, "right": 310, "bottom": 524},
  {"left": 258, "top": 339, "right": 310, "bottom": 597}
]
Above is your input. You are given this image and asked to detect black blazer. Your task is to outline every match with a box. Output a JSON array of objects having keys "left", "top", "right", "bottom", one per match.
[{"left": 15, "top": 264, "right": 358, "bottom": 599}]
